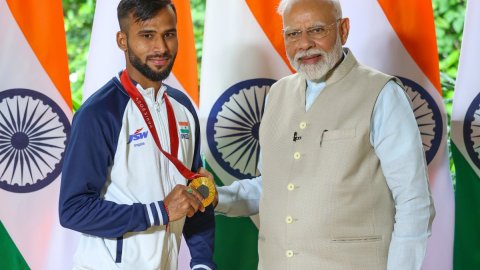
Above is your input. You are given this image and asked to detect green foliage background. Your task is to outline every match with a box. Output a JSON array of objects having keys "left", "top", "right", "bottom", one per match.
[
  {"left": 62, "top": 0, "right": 466, "bottom": 176},
  {"left": 63, "top": 0, "right": 95, "bottom": 111},
  {"left": 434, "top": 0, "right": 466, "bottom": 180}
]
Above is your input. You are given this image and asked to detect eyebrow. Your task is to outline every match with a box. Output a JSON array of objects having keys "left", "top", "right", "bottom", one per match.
[
  {"left": 137, "top": 29, "right": 157, "bottom": 35},
  {"left": 137, "top": 28, "right": 177, "bottom": 35},
  {"left": 284, "top": 22, "right": 329, "bottom": 31}
]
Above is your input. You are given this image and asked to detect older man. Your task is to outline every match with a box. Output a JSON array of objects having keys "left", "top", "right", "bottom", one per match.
[{"left": 215, "top": 0, "right": 434, "bottom": 269}]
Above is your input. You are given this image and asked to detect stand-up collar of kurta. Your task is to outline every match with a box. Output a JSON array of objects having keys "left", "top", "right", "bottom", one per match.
[
  {"left": 297, "top": 48, "right": 358, "bottom": 107},
  {"left": 324, "top": 48, "right": 357, "bottom": 85}
]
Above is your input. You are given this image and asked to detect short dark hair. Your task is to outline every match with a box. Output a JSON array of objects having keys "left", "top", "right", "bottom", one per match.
[{"left": 117, "top": 0, "right": 177, "bottom": 31}]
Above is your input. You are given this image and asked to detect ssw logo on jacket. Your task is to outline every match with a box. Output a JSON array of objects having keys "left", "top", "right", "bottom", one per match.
[{"left": 128, "top": 128, "right": 149, "bottom": 147}]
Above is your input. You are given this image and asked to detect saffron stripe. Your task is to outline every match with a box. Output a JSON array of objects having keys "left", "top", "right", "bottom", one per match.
[
  {"left": 170, "top": 0, "right": 199, "bottom": 105},
  {"left": 377, "top": 0, "right": 441, "bottom": 93},
  {"left": 6, "top": 0, "right": 72, "bottom": 107},
  {"left": 245, "top": 0, "right": 292, "bottom": 72}
]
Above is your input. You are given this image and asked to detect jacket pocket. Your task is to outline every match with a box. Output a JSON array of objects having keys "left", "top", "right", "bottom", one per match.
[
  {"left": 321, "top": 128, "right": 356, "bottom": 142},
  {"left": 331, "top": 235, "right": 382, "bottom": 243}
]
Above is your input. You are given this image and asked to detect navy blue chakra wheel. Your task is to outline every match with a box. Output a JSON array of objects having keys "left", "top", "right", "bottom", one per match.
[
  {"left": 207, "top": 79, "right": 275, "bottom": 179},
  {"left": 398, "top": 77, "right": 442, "bottom": 165},
  {"left": 0, "top": 89, "right": 70, "bottom": 193},
  {"left": 464, "top": 91, "right": 480, "bottom": 169}
]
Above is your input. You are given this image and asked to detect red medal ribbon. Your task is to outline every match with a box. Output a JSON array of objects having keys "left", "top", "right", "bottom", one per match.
[{"left": 120, "top": 70, "right": 200, "bottom": 180}]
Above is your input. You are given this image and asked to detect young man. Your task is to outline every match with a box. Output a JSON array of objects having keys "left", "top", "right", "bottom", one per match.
[
  {"left": 60, "top": 1, "right": 215, "bottom": 269},
  {"left": 216, "top": 0, "right": 434, "bottom": 269}
]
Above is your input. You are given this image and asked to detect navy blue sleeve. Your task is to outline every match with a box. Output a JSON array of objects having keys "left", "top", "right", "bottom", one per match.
[
  {"left": 167, "top": 87, "right": 216, "bottom": 270},
  {"left": 184, "top": 206, "right": 216, "bottom": 269},
  {"left": 59, "top": 81, "right": 166, "bottom": 238}
]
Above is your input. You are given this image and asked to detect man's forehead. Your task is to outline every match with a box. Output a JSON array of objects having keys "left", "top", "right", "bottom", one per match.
[
  {"left": 282, "top": 0, "right": 337, "bottom": 26},
  {"left": 282, "top": 0, "right": 339, "bottom": 19}
]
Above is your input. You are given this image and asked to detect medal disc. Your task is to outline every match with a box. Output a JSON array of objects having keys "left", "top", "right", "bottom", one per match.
[{"left": 188, "top": 177, "right": 216, "bottom": 207}]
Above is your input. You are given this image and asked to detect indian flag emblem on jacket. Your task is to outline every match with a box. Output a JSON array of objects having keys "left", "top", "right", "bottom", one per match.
[{"left": 179, "top": 121, "right": 190, "bottom": 139}]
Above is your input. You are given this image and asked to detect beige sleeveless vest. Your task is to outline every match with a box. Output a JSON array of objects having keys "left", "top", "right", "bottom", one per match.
[{"left": 258, "top": 50, "right": 396, "bottom": 270}]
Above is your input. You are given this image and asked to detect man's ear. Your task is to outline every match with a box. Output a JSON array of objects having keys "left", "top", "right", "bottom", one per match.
[
  {"left": 339, "top": 18, "right": 350, "bottom": 45},
  {"left": 116, "top": 31, "right": 127, "bottom": 52}
]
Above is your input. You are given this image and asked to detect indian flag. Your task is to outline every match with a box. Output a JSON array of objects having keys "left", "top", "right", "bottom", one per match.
[
  {"left": 0, "top": 0, "right": 77, "bottom": 269},
  {"left": 451, "top": 1, "right": 480, "bottom": 268},
  {"left": 199, "top": 0, "right": 290, "bottom": 268},
  {"left": 82, "top": 1, "right": 199, "bottom": 268},
  {"left": 179, "top": 121, "right": 190, "bottom": 136},
  {"left": 341, "top": 0, "right": 455, "bottom": 269}
]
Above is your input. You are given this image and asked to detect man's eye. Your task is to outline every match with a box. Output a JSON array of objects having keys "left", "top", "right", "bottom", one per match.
[
  {"left": 286, "top": 31, "right": 301, "bottom": 38},
  {"left": 309, "top": 27, "right": 325, "bottom": 34},
  {"left": 165, "top": 32, "right": 177, "bottom": 39},
  {"left": 143, "top": 34, "right": 153, "bottom": 39}
]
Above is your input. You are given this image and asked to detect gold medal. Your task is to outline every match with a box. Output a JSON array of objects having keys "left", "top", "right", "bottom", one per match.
[{"left": 188, "top": 177, "right": 216, "bottom": 207}]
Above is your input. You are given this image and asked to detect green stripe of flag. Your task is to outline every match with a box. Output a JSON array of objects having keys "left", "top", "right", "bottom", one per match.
[
  {"left": 0, "top": 221, "right": 30, "bottom": 270},
  {"left": 214, "top": 216, "right": 259, "bottom": 269},
  {"left": 206, "top": 162, "right": 259, "bottom": 269},
  {"left": 452, "top": 143, "right": 480, "bottom": 269}
]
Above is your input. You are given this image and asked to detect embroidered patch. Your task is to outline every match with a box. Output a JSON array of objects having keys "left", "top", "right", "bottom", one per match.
[{"left": 179, "top": 121, "right": 190, "bottom": 139}]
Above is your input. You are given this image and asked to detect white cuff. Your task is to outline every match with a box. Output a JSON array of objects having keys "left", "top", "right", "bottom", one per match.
[{"left": 192, "top": 264, "right": 213, "bottom": 270}]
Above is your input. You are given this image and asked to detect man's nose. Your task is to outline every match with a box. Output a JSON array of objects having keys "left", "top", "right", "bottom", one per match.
[
  {"left": 153, "top": 36, "right": 169, "bottom": 54},
  {"left": 297, "top": 32, "right": 315, "bottom": 50}
]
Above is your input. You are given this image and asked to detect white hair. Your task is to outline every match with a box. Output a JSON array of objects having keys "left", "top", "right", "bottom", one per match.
[{"left": 277, "top": 0, "right": 342, "bottom": 18}]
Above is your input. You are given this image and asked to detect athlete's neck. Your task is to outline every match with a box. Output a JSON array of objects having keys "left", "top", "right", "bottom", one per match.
[{"left": 125, "top": 66, "right": 162, "bottom": 95}]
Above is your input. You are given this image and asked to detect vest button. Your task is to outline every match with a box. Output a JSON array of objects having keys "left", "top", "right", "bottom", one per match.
[
  {"left": 285, "top": 216, "right": 293, "bottom": 224},
  {"left": 299, "top": 122, "right": 307, "bottom": 129},
  {"left": 286, "top": 250, "right": 294, "bottom": 258},
  {"left": 293, "top": 152, "right": 301, "bottom": 160},
  {"left": 287, "top": 183, "right": 295, "bottom": 191}
]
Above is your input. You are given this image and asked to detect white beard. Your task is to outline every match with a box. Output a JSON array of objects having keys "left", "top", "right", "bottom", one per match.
[{"left": 289, "top": 35, "right": 343, "bottom": 81}]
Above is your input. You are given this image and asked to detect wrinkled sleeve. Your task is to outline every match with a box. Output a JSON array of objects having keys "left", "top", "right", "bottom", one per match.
[
  {"left": 215, "top": 176, "right": 262, "bottom": 217},
  {"left": 371, "top": 81, "right": 435, "bottom": 270}
]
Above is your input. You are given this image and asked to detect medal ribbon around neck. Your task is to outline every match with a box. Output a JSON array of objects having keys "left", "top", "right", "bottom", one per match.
[
  {"left": 120, "top": 70, "right": 215, "bottom": 206},
  {"left": 120, "top": 69, "right": 199, "bottom": 180}
]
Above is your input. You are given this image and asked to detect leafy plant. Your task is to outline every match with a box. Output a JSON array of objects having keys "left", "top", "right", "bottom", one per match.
[
  {"left": 63, "top": 0, "right": 95, "bottom": 111},
  {"left": 433, "top": 0, "right": 466, "bottom": 182}
]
